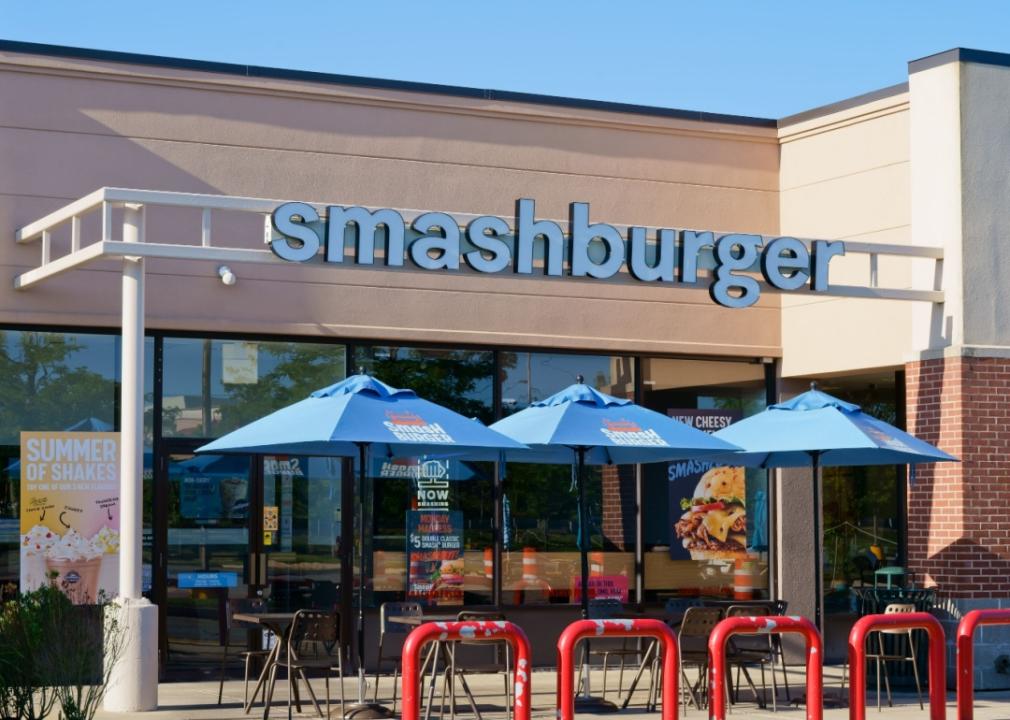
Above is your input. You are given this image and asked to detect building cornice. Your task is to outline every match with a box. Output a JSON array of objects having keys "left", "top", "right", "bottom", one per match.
[
  {"left": 0, "top": 39, "right": 780, "bottom": 144},
  {"left": 910, "top": 47, "right": 1010, "bottom": 74}
]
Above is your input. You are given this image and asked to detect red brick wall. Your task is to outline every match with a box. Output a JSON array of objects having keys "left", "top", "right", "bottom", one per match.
[
  {"left": 601, "top": 465, "right": 636, "bottom": 550},
  {"left": 906, "top": 355, "right": 1010, "bottom": 597}
]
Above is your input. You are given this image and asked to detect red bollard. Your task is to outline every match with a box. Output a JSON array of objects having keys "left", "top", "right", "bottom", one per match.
[
  {"left": 708, "top": 615, "right": 822, "bottom": 720},
  {"left": 848, "top": 612, "right": 945, "bottom": 720},
  {"left": 401, "top": 620, "right": 532, "bottom": 720},
  {"left": 557, "top": 618, "right": 679, "bottom": 720},
  {"left": 957, "top": 608, "right": 1010, "bottom": 720}
]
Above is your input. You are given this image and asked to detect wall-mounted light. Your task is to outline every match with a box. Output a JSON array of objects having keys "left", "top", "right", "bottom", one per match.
[{"left": 217, "top": 265, "right": 236, "bottom": 286}]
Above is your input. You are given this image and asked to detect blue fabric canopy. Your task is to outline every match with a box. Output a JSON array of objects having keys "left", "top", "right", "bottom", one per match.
[
  {"left": 709, "top": 387, "right": 957, "bottom": 467},
  {"left": 196, "top": 373, "right": 524, "bottom": 712},
  {"left": 490, "top": 382, "right": 739, "bottom": 465},
  {"left": 198, "top": 373, "right": 526, "bottom": 460},
  {"left": 707, "top": 386, "right": 956, "bottom": 631}
]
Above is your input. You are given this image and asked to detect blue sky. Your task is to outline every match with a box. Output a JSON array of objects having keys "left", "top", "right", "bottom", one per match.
[{"left": 4, "top": 1, "right": 1010, "bottom": 118}]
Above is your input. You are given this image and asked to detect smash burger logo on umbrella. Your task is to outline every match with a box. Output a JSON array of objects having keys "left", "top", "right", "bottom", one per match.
[
  {"left": 383, "top": 411, "right": 455, "bottom": 443},
  {"left": 600, "top": 419, "right": 670, "bottom": 447}
]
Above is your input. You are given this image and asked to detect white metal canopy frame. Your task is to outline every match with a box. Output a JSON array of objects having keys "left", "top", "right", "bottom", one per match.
[{"left": 11, "top": 186, "right": 946, "bottom": 712}]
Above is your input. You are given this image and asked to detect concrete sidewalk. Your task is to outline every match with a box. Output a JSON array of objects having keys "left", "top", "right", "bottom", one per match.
[{"left": 94, "top": 665, "right": 1010, "bottom": 720}]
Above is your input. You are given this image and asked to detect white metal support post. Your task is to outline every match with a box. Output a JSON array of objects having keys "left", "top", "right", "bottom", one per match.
[{"left": 105, "top": 204, "right": 159, "bottom": 712}]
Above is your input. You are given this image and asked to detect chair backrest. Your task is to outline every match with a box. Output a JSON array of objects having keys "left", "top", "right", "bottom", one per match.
[
  {"left": 678, "top": 606, "right": 723, "bottom": 654},
  {"left": 880, "top": 602, "right": 918, "bottom": 635},
  {"left": 588, "top": 598, "right": 624, "bottom": 620},
  {"left": 725, "top": 604, "right": 773, "bottom": 654},
  {"left": 884, "top": 602, "right": 917, "bottom": 615},
  {"left": 380, "top": 601, "right": 423, "bottom": 636},
  {"left": 456, "top": 611, "right": 507, "bottom": 657},
  {"left": 457, "top": 610, "right": 506, "bottom": 623},
  {"left": 225, "top": 596, "right": 268, "bottom": 631},
  {"left": 289, "top": 609, "right": 340, "bottom": 660},
  {"left": 726, "top": 604, "right": 770, "bottom": 618}
]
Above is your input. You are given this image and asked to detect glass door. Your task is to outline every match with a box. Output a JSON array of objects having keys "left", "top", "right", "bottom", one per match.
[
  {"left": 160, "top": 446, "right": 256, "bottom": 679},
  {"left": 261, "top": 455, "right": 344, "bottom": 614}
]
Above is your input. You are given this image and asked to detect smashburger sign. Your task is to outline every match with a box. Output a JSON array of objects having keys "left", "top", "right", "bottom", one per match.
[{"left": 268, "top": 198, "right": 845, "bottom": 309}]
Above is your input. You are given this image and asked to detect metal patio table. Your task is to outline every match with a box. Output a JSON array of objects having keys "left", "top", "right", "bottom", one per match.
[{"left": 232, "top": 611, "right": 302, "bottom": 719}]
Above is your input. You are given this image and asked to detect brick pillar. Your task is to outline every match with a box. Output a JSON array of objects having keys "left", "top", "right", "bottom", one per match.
[
  {"left": 906, "top": 354, "right": 1010, "bottom": 688},
  {"left": 601, "top": 465, "right": 635, "bottom": 550}
]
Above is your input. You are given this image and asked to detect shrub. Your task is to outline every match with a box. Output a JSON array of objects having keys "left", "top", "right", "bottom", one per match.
[{"left": 0, "top": 585, "right": 124, "bottom": 720}]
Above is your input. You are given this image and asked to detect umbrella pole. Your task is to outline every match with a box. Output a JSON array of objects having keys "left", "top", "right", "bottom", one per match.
[
  {"left": 573, "top": 446, "right": 617, "bottom": 713},
  {"left": 344, "top": 442, "right": 392, "bottom": 719},
  {"left": 812, "top": 450, "right": 823, "bottom": 633}
]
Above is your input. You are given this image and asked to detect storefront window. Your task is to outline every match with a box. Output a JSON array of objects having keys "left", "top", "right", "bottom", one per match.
[
  {"left": 263, "top": 455, "right": 343, "bottom": 612},
  {"left": 0, "top": 330, "right": 153, "bottom": 599},
  {"left": 500, "top": 352, "right": 636, "bottom": 605},
  {"left": 809, "top": 374, "right": 903, "bottom": 614},
  {"left": 355, "top": 346, "right": 496, "bottom": 607},
  {"left": 641, "top": 357, "right": 769, "bottom": 601},
  {"left": 161, "top": 338, "right": 347, "bottom": 437}
]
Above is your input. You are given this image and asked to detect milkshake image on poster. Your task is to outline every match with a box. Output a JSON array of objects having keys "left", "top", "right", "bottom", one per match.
[
  {"left": 94, "top": 525, "right": 121, "bottom": 594},
  {"left": 20, "top": 524, "right": 58, "bottom": 589},
  {"left": 43, "top": 528, "right": 105, "bottom": 603}
]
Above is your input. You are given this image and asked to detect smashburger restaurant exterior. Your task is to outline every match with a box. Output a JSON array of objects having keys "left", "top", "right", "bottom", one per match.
[{"left": 2, "top": 40, "right": 1010, "bottom": 709}]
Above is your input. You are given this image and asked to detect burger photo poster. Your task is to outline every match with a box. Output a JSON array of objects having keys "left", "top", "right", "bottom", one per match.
[
  {"left": 405, "top": 509, "right": 464, "bottom": 606},
  {"left": 666, "top": 409, "right": 747, "bottom": 561}
]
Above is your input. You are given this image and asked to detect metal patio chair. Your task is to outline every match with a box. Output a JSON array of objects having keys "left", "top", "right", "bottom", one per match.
[
  {"left": 374, "top": 601, "right": 423, "bottom": 713},
  {"left": 217, "top": 596, "right": 270, "bottom": 706},
  {"left": 864, "top": 602, "right": 924, "bottom": 711}
]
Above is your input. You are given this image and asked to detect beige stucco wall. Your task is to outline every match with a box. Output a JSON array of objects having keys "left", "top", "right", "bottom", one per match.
[
  {"left": 778, "top": 90, "right": 922, "bottom": 378},
  {"left": 958, "top": 61, "right": 1010, "bottom": 348},
  {"left": 0, "top": 50, "right": 782, "bottom": 358}
]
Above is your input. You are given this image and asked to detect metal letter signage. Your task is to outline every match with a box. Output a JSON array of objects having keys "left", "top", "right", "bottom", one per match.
[{"left": 269, "top": 199, "right": 846, "bottom": 309}]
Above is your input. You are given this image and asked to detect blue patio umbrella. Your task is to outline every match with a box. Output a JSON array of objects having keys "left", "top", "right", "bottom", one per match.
[
  {"left": 490, "top": 378, "right": 739, "bottom": 710},
  {"left": 710, "top": 384, "right": 957, "bottom": 629},
  {"left": 198, "top": 373, "right": 526, "bottom": 719},
  {"left": 491, "top": 380, "right": 738, "bottom": 612}
]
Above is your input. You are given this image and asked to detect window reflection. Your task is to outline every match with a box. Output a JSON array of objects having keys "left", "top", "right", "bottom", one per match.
[
  {"left": 355, "top": 345, "right": 496, "bottom": 606},
  {"left": 162, "top": 339, "right": 346, "bottom": 437},
  {"left": 800, "top": 374, "right": 902, "bottom": 614},
  {"left": 501, "top": 352, "right": 635, "bottom": 605},
  {"left": 0, "top": 330, "right": 151, "bottom": 598},
  {"left": 641, "top": 357, "right": 768, "bottom": 601}
]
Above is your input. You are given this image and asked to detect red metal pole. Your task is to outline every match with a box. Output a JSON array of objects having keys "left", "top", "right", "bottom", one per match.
[
  {"left": 708, "top": 615, "right": 822, "bottom": 720},
  {"left": 402, "top": 621, "right": 532, "bottom": 720},
  {"left": 556, "top": 618, "right": 679, "bottom": 720},
  {"left": 848, "top": 612, "right": 945, "bottom": 720},
  {"left": 956, "top": 608, "right": 1010, "bottom": 720}
]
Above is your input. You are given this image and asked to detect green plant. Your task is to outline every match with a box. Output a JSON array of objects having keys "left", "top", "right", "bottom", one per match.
[{"left": 0, "top": 585, "right": 124, "bottom": 720}]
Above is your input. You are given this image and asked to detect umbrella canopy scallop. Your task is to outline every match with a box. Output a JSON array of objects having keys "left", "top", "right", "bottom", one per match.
[
  {"left": 490, "top": 382, "right": 739, "bottom": 464},
  {"left": 198, "top": 373, "right": 526, "bottom": 460}
]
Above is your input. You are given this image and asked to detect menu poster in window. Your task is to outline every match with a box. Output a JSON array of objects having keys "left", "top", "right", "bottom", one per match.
[
  {"left": 19, "top": 431, "right": 120, "bottom": 604},
  {"left": 406, "top": 510, "right": 464, "bottom": 606},
  {"left": 666, "top": 409, "right": 746, "bottom": 562}
]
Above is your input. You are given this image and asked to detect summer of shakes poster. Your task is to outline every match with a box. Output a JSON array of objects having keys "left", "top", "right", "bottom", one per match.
[
  {"left": 666, "top": 410, "right": 745, "bottom": 562},
  {"left": 19, "top": 432, "right": 120, "bottom": 604},
  {"left": 406, "top": 510, "right": 464, "bottom": 606}
]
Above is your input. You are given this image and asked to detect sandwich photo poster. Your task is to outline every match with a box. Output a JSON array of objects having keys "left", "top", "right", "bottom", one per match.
[
  {"left": 405, "top": 509, "right": 464, "bottom": 605},
  {"left": 666, "top": 409, "right": 748, "bottom": 562}
]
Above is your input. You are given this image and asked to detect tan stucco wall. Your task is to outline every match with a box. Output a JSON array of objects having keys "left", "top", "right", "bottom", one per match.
[
  {"left": 778, "top": 90, "right": 920, "bottom": 378},
  {"left": 0, "top": 51, "right": 781, "bottom": 357},
  {"left": 959, "top": 61, "right": 1010, "bottom": 347}
]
